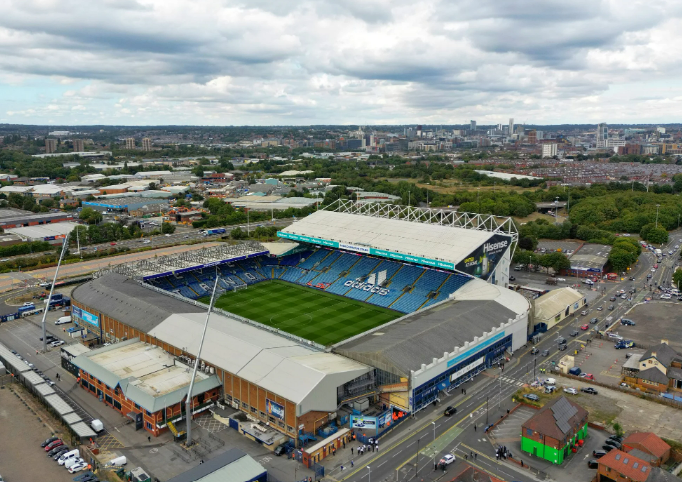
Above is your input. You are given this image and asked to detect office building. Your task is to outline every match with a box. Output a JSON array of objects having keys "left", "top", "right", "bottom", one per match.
[
  {"left": 597, "top": 123, "right": 608, "bottom": 148},
  {"left": 125, "top": 138, "right": 135, "bottom": 150},
  {"left": 142, "top": 138, "right": 152, "bottom": 151},
  {"left": 73, "top": 139, "right": 84, "bottom": 152},
  {"left": 527, "top": 130, "right": 537, "bottom": 144},
  {"left": 542, "top": 143, "right": 558, "bottom": 158},
  {"left": 509, "top": 118, "right": 514, "bottom": 136},
  {"left": 470, "top": 120, "right": 477, "bottom": 131},
  {"left": 45, "top": 138, "right": 57, "bottom": 154}
]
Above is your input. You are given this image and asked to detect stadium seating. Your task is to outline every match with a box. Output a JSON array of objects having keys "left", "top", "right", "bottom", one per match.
[{"left": 146, "top": 248, "right": 473, "bottom": 314}]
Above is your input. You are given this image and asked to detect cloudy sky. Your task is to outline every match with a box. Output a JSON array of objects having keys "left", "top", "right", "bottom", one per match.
[{"left": 1, "top": 0, "right": 682, "bottom": 126}]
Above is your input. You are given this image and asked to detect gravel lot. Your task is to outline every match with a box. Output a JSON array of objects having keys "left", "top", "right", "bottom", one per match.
[
  {"left": 622, "top": 302, "right": 682, "bottom": 351},
  {"left": 0, "top": 385, "right": 77, "bottom": 482}
]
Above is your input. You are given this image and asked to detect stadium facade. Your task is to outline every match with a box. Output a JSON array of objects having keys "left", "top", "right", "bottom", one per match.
[{"left": 71, "top": 202, "right": 530, "bottom": 444}]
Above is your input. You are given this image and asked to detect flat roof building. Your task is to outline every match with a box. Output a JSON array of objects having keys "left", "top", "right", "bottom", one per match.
[
  {"left": 83, "top": 196, "right": 169, "bottom": 213},
  {"left": 72, "top": 339, "right": 222, "bottom": 437},
  {"left": 6, "top": 221, "right": 80, "bottom": 243}
]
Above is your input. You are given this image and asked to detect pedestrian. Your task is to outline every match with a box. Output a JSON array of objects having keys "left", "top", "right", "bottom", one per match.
[
  {"left": 470, "top": 451, "right": 473, "bottom": 459},
  {"left": 506, "top": 409, "right": 509, "bottom": 415},
  {"left": 376, "top": 445, "right": 379, "bottom": 452},
  {"left": 148, "top": 436, "right": 151, "bottom": 443},
  {"left": 343, "top": 440, "right": 345, "bottom": 449},
  {"left": 520, "top": 460, "right": 523, "bottom": 467},
  {"left": 465, "top": 454, "right": 468, "bottom": 460},
  {"left": 351, "top": 447, "right": 354, "bottom": 455},
  {"left": 351, "top": 460, "right": 354, "bottom": 468},
  {"left": 474, "top": 453, "right": 477, "bottom": 460},
  {"left": 340, "top": 465, "right": 345, "bottom": 471},
  {"left": 435, "top": 462, "right": 438, "bottom": 471},
  {"left": 474, "top": 424, "right": 477, "bottom": 432}
]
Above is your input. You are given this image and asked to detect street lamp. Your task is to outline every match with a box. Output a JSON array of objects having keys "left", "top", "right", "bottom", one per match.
[
  {"left": 656, "top": 204, "right": 661, "bottom": 229},
  {"left": 486, "top": 394, "right": 489, "bottom": 425},
  {"left": 533, "top": 357, "right": 537, "bottom": 380},
  {"left": 367, "top": 466, "right": 371, "bottom": 482},
  {"left": 432, "top": 421, "right": 436, "bottom": 441},
  {"left": 416, "top": 434, "right": 427, "bottom": 478}
]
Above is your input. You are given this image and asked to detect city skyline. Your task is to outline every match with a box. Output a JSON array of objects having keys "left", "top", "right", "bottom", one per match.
[{"left": 1, "top": 0, "right": 682, "bottom": 126}]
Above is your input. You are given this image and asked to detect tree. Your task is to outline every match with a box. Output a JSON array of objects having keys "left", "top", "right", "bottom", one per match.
[
  {"left": 645, "top": 226, "right": 669, "bottom": 245},
  {"left": 613, "top": 422, "right": 624, "bottom": 438},
  {"left": 161, "top": 222, "right": 176, "bottom": 234},
  {"left": 79, "top": 207, "right": 103, "bottom": 225},
  {"left": 673, "top": 269, "right": 682, "bottom": 291},
  {"left": 230, "top": 227, "right": 245, "bottom": 240},
  {"left": 518, "top": 237, "right": 537, "bottom": 251}
]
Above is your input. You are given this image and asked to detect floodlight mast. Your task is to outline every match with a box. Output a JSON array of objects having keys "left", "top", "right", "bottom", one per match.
[
  {"left": 185, "top": 275, "right": 220, "bottom": 447},
  {"left": 41, "top": 233, "right": 70, "bottom": 353}
]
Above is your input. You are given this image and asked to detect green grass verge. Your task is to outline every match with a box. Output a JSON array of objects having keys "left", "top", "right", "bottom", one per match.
[{"left": 199, "top": 280, "right": 401, "bottom": 346}]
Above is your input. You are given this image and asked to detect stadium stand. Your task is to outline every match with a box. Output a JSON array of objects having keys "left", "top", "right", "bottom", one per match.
[{"left": 147, "top": 248, "right": 473, "bottom": 314}]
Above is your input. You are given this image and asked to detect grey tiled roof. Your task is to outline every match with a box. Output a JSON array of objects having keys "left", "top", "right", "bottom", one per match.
[
  {"left": 641, "top": 343, "right": 679, "bottom": 369},
  {"left": 637, "top": 367, "right": 670, "bottom": 385},
  {"left": 72, "top": 273, "right": 204, "bottom": 334},
  {"left": 335, "top": 300, "right": 516, "bottom": 376}
]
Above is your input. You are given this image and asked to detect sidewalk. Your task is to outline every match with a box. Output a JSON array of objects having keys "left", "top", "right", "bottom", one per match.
[{"left": 319, "top": 372, "right": 496, "bottom": 480}]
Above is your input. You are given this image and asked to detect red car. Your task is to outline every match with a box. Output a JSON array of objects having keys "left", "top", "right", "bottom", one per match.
[
  {"left": 580, "top": 324, "right": 589, "bottom": 330},
  {"left": 583, "top": 373, "right": 595, "bottom": 381},
  {"left": 110, "top": 242, "right": 116, "bottom": 246},
  {"left": 45, "top": 439, "right": 63, "bottom": 451}
]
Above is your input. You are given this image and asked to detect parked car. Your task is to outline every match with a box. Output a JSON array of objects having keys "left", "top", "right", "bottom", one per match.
[
  {"left": 45, "top": 439, "right": 65, "bottom": 451},
  {"left": 581, "top": 310, "right": 588, "bottom": 316},
  {"left": 608, "top": 333, "right": 624, "bottom": 340},
  {"left": 582, "top": 387, "right": 598, "bottom": 395},
  {"left": 274, "top": 445, "right": 287, "bottom": 456},
  {"left": 524, "top": 394, "right": 540, "bottom": 402},
  {"left": 588, "top": 459, "right": 599, "bottom": 469},
  {"left": 52, "top": 447, "right": 70, "bottom": 460},
  {"left": 439, "top": 454, "right": 456, "bottom": 466},
  {"left": 615, "top": 340, "right": 634, "bottom": 349},
  {"left": 602, "top": 445, "right": 615, "bottom": 452},
  {"left": 47, "top": 445, "right": 67, "bottom": 457},
  {"left": 41, "top": 436, "right": 60, "bottom": 448},
  {"left": 509, "top": 276, "right": 516, "bottom": 281},
  {"left": 545, "top": 386, "right": 557, "bottom": 394},
  {"left": 569, "top": 367, "right": 582, "bottom": 376},
  {"left": 68, "top": 462, "right": 89, "bottom": 474},
  {"left": 621, "top": 319, "right": 635, "bottom": 326},
  {"left": 605, "top": 440, "right": 622, "bottom": 449},
  {"left": 593, "top": 450, "right": 607, "bottom": 458},
  {"left": 608, "top": 435, "right": 623, "bottom": 443},
  {"left": 444, "top": 406, "right": 457, "bottom": 416},
  {"left": 563, "top": 387, "right": 578, "bottom": 395},
  {"left": 596, "top": 306, "right": 603, "bottom": 311},
  {"left": 50, "top": 340, "right": 65, "bottom": 347}
]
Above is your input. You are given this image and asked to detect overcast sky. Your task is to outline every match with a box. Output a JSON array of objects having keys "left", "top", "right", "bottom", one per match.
[{"left": 1, "top": 0, "right": 681, "bottom": 126}]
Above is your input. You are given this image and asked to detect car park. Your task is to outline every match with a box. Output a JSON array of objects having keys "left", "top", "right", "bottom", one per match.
[
  {"left": 524, "top": 393, "right": 540, "bottom": 401},
  {"left": 582, "top": 387, "right": 598, "bottom": 395}
]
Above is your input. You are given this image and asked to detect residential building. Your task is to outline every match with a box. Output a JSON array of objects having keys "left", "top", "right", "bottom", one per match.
[
  {"left": 618, "top": 144, "right": 642, "bottom": 156},
  {"left": 597, "top": 450, "right": 651, "bottom": 482},
  {"left": 542, "top": 143, "right": 558, "bottom": 158},
  {"left": 470, "top": 120, "right": 477, "bottom": 131},
  {"left": 622, "top": 342, "right": 682, "bottom": 394},
  {"left": 521, "top": 396, "right": 588, "bottom": 464},
  {"left": 622, "top": 432, "right": 671, "bottom": 467},
  {"left": 45, "top": 138, "right": 57, "bottom": 154},
  {"left": 597, "top": 123, "right": 608, "bottom": 148},
  {"left": 527, "top": 130, "right": 537, "bottom": 144},
  {"left": 125, "top": 138, "right": 135, "bottom": 149},
  {"left": 73, "top": 139, "right": 85, "bottom": 152},
  {"left": 142, "top": 137, "right": 152, "bottom": 151}
]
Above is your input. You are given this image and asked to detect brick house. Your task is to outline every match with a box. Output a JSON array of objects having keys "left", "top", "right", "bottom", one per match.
[
  {"left": 622, "top": 343, "right": 682, "bottom": 394},
  {"left": 521, "top": 396, "right": 588, "bottom": 464},
  {"left": 597, "top": 449, "right": 679, "bottom": 482},
  {"left": 622, "top": 433, "right": 671, "bottom": 467}
]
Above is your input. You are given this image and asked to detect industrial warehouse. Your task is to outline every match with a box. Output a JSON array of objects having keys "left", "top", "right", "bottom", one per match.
[{"left": 67, "top": 202, "right": 531, "bottom": 449}]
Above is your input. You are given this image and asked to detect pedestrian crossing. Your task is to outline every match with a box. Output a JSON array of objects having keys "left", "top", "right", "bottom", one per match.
[{"left": 499, "top": 376, "right": 524, "bottom": 387}]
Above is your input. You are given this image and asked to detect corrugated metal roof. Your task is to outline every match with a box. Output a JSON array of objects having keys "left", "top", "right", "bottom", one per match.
[
  {"left": 23, "top": 370, "right": 47, "bottom": 386},
  {"left": 336, "top": 299, "right": 517, "bottom": 376},
  {"left": 534, "top": 287, "right": 585, "bottom": 321},
  {"left": 34, "top": 383, "right": 56, "bottom": 397},
  {"left": 280, "top": 210, "right": 495, "bottom": 266},
  {"left": 72, "top": 273, "right": 205, "bottom": 333},
  {"left": 0, "top": 344, "right": 32, "bottom": 374},
  {"left": 70, "top": 421, "right": 97, "bottom": 438},
  {"left": 44, "top": 394, "right": 75, "bottom": 416},
  {"left": 166, "top": 448, "right": 265, "bottom": 482},
  {"left": 63, "top": 412, "right": 82, "bottom": 424}
]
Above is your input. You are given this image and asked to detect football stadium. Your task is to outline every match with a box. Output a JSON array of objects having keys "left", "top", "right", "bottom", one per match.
[{"left": 70, "top": 201, "right": 531, "bottom": 446}]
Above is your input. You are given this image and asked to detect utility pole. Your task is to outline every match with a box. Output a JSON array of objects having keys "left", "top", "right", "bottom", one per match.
[
  {"left": 185, "top": 276, "right": 220, "bottom": 447},
  {"left": 41, "top": 234, "right": 70, "bottom": 353},
  {"left": 416, "top": 435, "right": 426, "bottom": 478},
  {"left": 656, "top": 204, "right": 661, "bottom": 229},
  {"left": 486, "top": 395, "right": 489, "bottom": 425},
  {"left": 432, "top": 421, "right": 436, "bottom": 441}
]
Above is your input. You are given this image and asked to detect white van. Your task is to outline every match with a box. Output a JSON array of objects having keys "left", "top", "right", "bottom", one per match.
[
  {"left": 58, "top": 449, "right": 80, "bottom": 466},
  {"left": 545, "top": 378, "right": 556, "bottom": 386},
  {"left": 55, "top": 316, "right": 71, "bottom": 325},
  {"left": 106, "top": 456, "right": 127, "bottom": 467}
]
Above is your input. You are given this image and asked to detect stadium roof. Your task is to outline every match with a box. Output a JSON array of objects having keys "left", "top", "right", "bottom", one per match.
[
  {"left": 278, "top": 201, "right": 517, "bottom": 273},
  {"left": 335, "top": 290, "right": 520, "bottom": 377},
  {"left": 73, "top": 273, "right": 206, "bottom": 332},
  {"left": 94, "top": 242, "right": 268, "bottom": 280}
]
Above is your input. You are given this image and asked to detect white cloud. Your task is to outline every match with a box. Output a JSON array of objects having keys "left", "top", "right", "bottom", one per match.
[{"left": 1, "top": 0, "right": 681, "bottom": 124}]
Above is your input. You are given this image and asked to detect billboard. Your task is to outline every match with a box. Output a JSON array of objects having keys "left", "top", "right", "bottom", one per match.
[
  {"left": 350, "top": 415, "right": 377, "bottom": 429},
  {"left": 454, "top": 234, "right": 512, "bottom": 280},
  {"left": 72, "top": 306, "right": 99, "bottom": 327},
  {"left": 266, "top": 399, "right": 285, "bottom": 421}
]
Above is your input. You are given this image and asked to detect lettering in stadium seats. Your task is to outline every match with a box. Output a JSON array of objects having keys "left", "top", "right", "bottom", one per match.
[{"left": 344, "top": 279, "right": 389, "bottom": 296}]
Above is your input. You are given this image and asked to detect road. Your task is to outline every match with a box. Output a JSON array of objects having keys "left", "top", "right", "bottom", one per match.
[
  {"left": 327, "top": 236, "right": 681, "bottom": 482},
  {"left": 0, "top": 219, "right": 295, "bottom": 293}
]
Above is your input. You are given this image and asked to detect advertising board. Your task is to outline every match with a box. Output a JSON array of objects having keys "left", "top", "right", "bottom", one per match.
[
  {"left": 350, "top": 415, "right": 377, "bottom": 429},
  {"left": 72, "top": 306, "right": 99, "bottom": 327},
  {"left": 266, "top": 399, "right": 285, "bottom": 421},
  {"left": 454, "top": 234, "right": 512, "bottom": 280}
]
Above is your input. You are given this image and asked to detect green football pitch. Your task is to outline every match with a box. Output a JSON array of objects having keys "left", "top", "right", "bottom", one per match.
[{"left": 199, "top": 280, "right": 401, "bottom": 346}]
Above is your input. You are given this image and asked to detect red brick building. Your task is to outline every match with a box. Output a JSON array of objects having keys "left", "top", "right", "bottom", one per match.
[
  {"left": 73, "top": 338, "right": 221, "bottom": 437},
  {"left": 622, "top": 433, "right": 671, "bottom": 467}
]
